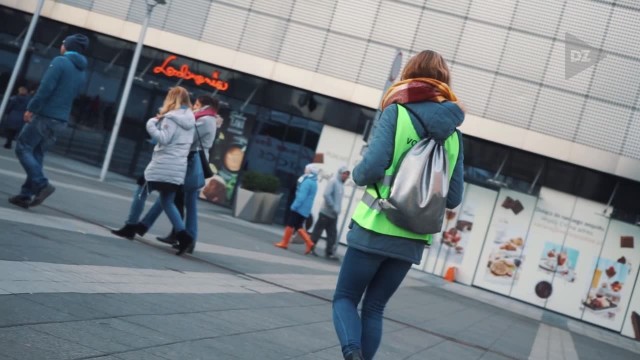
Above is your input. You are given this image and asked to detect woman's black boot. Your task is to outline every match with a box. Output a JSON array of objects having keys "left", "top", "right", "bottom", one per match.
[
  {"left": 175, "top": 230, "right": 194, "bottom": 256},
  {"left": 172, "top": 242, "right": 194, "bottom": 254},
  {"left": 345, "top": 350, "right": 364, "bottom": 360},
  {"left": 134, "top": 223, "right": 148, "bottom": 236},
  {"left": 111, "top": 224, "right": 137, "bottom": 240}
]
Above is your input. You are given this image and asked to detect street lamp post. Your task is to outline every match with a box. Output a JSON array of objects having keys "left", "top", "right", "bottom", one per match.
[
  {"left": 99, "top": 0, "right": 166, "bottom": 181},
  {"left": 0, "top": 0, "right": 45, "bottom": 124}
]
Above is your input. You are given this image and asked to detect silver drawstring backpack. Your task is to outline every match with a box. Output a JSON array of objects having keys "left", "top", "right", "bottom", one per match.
[{"left": 374, "top": 105, "right": 451, "bottom": 234}]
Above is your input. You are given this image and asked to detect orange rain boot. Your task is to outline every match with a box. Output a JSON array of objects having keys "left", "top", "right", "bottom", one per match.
[
  {"left": 297, "top": 229, "right": 315, "bottom": 255},
  {"left": 275, "top": 226, "right": 294, "bottom": 249}
]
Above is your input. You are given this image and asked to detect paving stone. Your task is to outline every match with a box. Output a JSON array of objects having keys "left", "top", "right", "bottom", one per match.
[
  {"left": 0, "top": 295, "right": 75, "bottom": 326},
  {"left": 407, "top": 340, "right": 485, "bottom": 360},
  {"left": 31, "top": 317, "right": 173, "bottom": 353},
  {"left": 0, "top": 326, "right": 103, "bottom": 359}
]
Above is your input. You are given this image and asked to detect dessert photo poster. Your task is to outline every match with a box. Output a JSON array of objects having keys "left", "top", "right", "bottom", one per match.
[
  {"left": 418, "top": 183, "right": 468, "bottom": 273},
  {"left": 621, "top": 270, "right": 640, "bottom": 341},
  {"left": 546, "top": 197, "right": 608, "bottom": 318},
  {"left": 423, "top": 207, "right": 461, "bottom": 275},
  {"left": 200, "top": 111, "right": 256, "bottom": 206},
  {"left": 434, "top": 184, "right": 498, "bottom": 285},
  {"left": 510, "top": 188, "right": 577, "bottom": 306},
  {"left": 472, "top": 189, "right": 537, "bottom": 295},
  {"left": 582, "top": 220, "right": 640, "bottom": 331}
]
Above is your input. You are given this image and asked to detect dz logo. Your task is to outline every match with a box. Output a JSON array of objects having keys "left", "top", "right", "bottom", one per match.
[
  {"left": 570, "top": 50, "right": 591, "bottom": 63},
  {"left": 565, "top": 33, "right": 607, "bottom": 80}
]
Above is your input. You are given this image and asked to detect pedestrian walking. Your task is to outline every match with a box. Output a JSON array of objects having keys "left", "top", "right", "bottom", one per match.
[
  {"left": 111, "top": 96, "right": 221, "bottom": 254},
  {"left": 332, "top": 50, "right": 465, "bottom": 360},
  {"left": 2, "top": 86, "right": 30, "bottom": 149},
  {"left": 310, "top": 165, "right": 350, "bottom": 260},
  {"left": 158, "top": 95, "right": 219, "bottom": 254},
  {"left": 8, "top": 34, "right": 89, "bottom": 208},
  {"left": 115, "top": 86, "right": 196, "bottom": 255},
  {"left": 274, "top": 164, "right": 318, "bottom": 254}
]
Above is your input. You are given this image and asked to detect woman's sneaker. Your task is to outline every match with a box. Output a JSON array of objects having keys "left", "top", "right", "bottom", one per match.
[
  {"left": 8, "top": 196, "right": 30, "bottom": 209},
  {"left": 30, "top": 184, "right": 55, "bottom": 207}
]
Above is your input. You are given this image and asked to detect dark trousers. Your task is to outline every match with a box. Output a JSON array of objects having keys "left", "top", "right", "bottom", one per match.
[
  {"left": 311, "top": 213, "right": 338, "bottom": 256},
  {"left": 4, "top": 128, "right": 19, "bottom": 147},
  {"left": 169, "top": 187, "right": 185, "bottom": 234}
]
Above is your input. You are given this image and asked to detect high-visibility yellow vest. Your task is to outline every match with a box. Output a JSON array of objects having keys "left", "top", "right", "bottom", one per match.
[{"left": 351, "top": 104, "right": 460, "bottom": 245}]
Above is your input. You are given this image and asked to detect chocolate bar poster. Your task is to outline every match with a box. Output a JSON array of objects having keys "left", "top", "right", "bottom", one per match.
[
  {"left": 546, "top": 197, "right": 608, "bottom": 318},
  {"left": 472, "top": 189, "right": 537, "bottom": 296},
  {"left": 434, "top": 184, "right": 498, "bottom": 285},
  {"left": 583, "top": 220, "right": 640, "bottom": 331},
  {"left": 510, "top": 188, "right": 576, "bottom": 306}
]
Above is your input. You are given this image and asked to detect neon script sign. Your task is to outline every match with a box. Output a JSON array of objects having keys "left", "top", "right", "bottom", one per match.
[{"left": 153, "top": 55, "right": 229, "bottom": 91}]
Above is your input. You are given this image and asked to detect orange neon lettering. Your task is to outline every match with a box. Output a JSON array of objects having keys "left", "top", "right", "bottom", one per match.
[{"left": 153, "top": 55, "right": 229, "bottom": 91}]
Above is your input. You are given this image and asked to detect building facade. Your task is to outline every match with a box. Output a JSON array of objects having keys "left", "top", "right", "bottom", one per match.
[{"left": 1, "top": 0, "right": 640, "bottom": 341}]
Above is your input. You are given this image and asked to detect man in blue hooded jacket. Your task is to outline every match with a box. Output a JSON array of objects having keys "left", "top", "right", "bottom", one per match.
[
  {"left": 9, "top": 34, "right": 89, "bottom": 209},
  {"left": 310, "top": 165, "right": 350, "bottom": 259}
]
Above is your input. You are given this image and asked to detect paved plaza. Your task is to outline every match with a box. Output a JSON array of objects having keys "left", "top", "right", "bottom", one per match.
[{"left": 0, "top": 152, "right": 639, "bottom": 360}]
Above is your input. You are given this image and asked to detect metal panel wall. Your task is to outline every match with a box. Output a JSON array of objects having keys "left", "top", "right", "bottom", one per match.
[
  {"left": 50, "top": 0, "right": 640, "bottom": 161},
  {"left": 91, "top": 0, "right": 131, "bottom": 19}
]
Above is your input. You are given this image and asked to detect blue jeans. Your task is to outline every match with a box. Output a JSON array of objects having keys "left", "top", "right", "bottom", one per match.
[
  {"left": 15, "top": 115, "right": 65, "bottom": 198},
  {"left": 183, "top": 152, "right": 204, "bottom": 242},
  {"left": 126, "top": 185, "right": 148, "bottom": 225},
  {"left": 333, "top": 247, "right": 412, "bottom": 360},
  {"left": 140, "top": 190, "right": 186, "bottom": 233},
  {"left": 184, "top": 189, "right": 199, "bottom": 242}
]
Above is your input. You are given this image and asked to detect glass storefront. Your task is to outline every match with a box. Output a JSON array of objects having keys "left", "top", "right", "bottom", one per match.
[{"left": 0, "top": 6, "right": 373, "bottom": 224}]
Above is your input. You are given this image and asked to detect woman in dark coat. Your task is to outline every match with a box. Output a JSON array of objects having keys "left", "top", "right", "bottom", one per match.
[{"left": 3, "top": 86, "right": 30, "bottom": 149}]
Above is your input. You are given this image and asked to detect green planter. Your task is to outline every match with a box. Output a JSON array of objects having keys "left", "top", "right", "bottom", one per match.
[{"left": 233, "top": 172, "right": 282, "bottom": 224}]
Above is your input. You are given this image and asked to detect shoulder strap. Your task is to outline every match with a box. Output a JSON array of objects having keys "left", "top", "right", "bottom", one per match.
[
  {"left": 194, "top": 123, "right": 205, "bottom": 150},
  {"left": 397, "top": 104, "right": 429, "bottom": 138}
]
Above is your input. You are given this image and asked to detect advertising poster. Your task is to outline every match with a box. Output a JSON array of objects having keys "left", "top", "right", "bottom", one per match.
[
  {"left": 472, "top": 189, "right": 537, "bottom": 295},
  {"left": 546, "top": 198, "right": 608, "bottom": 318},
  {"left": 434, "top": 184, "right": 498, "bottom": 285},
  {"left": 582, "top": 220, "right": 640, "bottom": 331},
  {"left": 424, "top": 208, "right": 460, "bottom": 275},
  {"left": 200, "top": 111, "right": 256, "bottom": 206},
  {"left": 621, "top": 268, "right": 640, "bottom": 341},
  {"left": 510, "top": 188, "right": 576, "bottom": 306}
]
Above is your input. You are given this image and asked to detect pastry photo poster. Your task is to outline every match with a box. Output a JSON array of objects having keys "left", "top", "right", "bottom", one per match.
[
  {"left": 582, "top": 220, "right": 640, "bottom": 332},
  {"left": 621, "top": 268, "right": 640, "bottom": 341},
  {"left": 545, "top": 197, "right": 608, "bottom": 318},
  {"left": 472, "top": 189, "right": 537, "bottom": 296},
  {"left": 510, "top": 188, "right": 577, "bottom": 307},
  {"left": 433, "top": 184, "right": 498, "bottom": 285}
]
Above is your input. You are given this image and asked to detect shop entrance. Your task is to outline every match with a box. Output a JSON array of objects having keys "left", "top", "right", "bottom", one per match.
[{"left": 243, "top": 109, "right": 323, "bottom": 224}]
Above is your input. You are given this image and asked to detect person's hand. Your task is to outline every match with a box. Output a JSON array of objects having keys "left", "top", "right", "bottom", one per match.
[
  {"left": 215, "top": 114, "right": 224, "bottom": 128},
  {"left": 23, "top": 111, "right": 33, "bottom": 123}
]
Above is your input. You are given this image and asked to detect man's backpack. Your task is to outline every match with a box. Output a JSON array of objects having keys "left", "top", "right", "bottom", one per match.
[{"left": 374, "top": 105, "right": 451, "bottom": 235}]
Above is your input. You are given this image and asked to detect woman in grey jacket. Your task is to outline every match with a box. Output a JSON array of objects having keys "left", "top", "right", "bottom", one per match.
[
  {"left": 135, "top": 86, "right": 196, "bottom": 255},
  {"left": 167, "top": 95, "right": 219, "bottom": 254}
]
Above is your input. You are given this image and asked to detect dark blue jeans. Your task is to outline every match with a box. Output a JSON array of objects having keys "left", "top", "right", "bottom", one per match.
[
  {"left": 15, "top": 115, "right": 65, "bottom": 199},
  {"left": 140, "top": 190, "right": 186, "bottom": 233},
  {"left": 333, "top": 247, "right": 412, "bottom": 360}
]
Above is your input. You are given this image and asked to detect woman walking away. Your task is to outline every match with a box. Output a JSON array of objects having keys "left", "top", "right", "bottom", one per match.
[
  {"left": 165, "top": 95, "right": 219, "bottom": 254},
  {"left": 274, "top": 164, "right": 318, "bottom": 254},
  {"left": 113, "top": 86, "right": 195, "bottom": 255},
  {"left": 332, "top": 50, "right": 465, "bottom": 360},
  {"left": 3, "top": 86, "right": 30, "bottom": 149}
]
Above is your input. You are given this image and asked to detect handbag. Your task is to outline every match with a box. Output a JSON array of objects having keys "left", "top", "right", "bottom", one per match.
[{"left": 195, "top": 125, "right": 214, "bottom": 179}]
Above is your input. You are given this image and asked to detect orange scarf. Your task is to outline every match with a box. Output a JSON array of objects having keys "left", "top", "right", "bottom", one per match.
[{"left": 380, "top": 78, "right": 460, "bottom": 110}]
